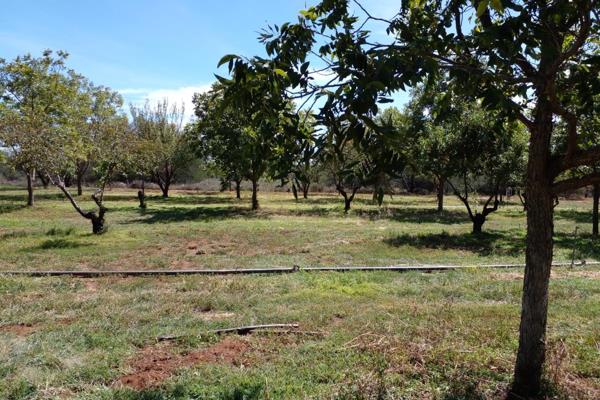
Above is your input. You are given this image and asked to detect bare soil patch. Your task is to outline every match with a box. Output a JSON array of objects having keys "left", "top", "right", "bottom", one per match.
[
  {"left": 117, "top": 336, "right": 254, "bottom": 390},
  {"left": 0, "top": 323, "right": 37, "bottom": 336},
  {"left": 83, "top": 279, "right": 99, "bottom": 292}
]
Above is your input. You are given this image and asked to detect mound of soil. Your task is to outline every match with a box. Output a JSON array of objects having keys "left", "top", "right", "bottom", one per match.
[{"left": 117, "top": 336, "right": 253, "bottom": 390}]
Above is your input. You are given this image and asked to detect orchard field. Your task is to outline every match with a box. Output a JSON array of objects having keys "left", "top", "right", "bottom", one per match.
[{"left": 0, "top": 186, "right": 599, "bottom": 399}]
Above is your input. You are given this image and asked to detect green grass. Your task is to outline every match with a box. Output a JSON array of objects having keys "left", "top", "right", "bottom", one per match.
[
  {"left": 0, "top": 186, "right": 598, "bottom": 271},
  {"left": 0, "top": 186, "right": 599, "bottom": 399}
]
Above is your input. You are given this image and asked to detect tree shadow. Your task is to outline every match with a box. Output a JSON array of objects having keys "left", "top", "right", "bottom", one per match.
[
  {"left": 33, "top": 238, "right": 91, "bottom": 250},
  {"left": 554, "top": 231, "right": 600, "bottom": 260},
  {"left": 554, "top": 209, "right": 592, "bottom": 224},
  {"left": 384, "top": 230, "right": 524, "bottom": 257},
  {"left": 1, "top": 230, "right": 30, "bottom": 240},
  {"left": 355, "top": 207, "right": 468, "bottom": 224},
  {"left": 147, "top": 195, "right": 239, "bottom": 205},
  {"left": 0, "top": 203, "right": 26, "bottom": 214},
  {"left": 128, "top": 206, "right": 267, "bottom": 224},
  {"left": 0, "top": 193, "right": 65, "bottom": 202}
]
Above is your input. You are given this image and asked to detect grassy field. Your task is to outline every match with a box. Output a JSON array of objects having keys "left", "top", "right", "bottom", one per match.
[
  {"left": 0, "top": 186, "right": 599, "bottom": 271},
  {"left": 0, "top": 186, "right": 599, "bottom": 399}
]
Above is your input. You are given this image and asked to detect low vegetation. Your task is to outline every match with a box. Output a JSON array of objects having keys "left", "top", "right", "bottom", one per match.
[
  {"left": 1, "top": 264, "right": 598, "bottom": 399},
  {"left": 0, "top": 187, "right": 598, "bottom": 272},
  {"left": 0, "top": 188, "right": 599, "bottom": 399}
]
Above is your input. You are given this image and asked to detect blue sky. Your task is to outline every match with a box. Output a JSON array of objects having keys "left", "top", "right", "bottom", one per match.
[{"left": 0, "top": 0, "right": 407, "bottom": 117}]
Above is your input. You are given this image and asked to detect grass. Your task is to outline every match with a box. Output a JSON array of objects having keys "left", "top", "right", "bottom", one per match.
[
  {"left": 0, "top": 185, "right": 598, "bottom": 399},
  {"left": 0, "top": 186, "right": 598, "bottom": 271}
]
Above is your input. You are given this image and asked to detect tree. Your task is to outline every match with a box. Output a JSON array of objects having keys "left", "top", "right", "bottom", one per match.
[
  {"left": 401, "top": 88, "right": 452, "bottom": 211},
  {"left": 271, "top": 112, "right": 321, "bottom": 200},
  {"left": 322, "top": 118, "right": 367, "bottom": 213},
  {"left": 190, "top": 86, "right": 252, "bottom": 200},
  {"left": 218, "top": 56, "right": 301, "bottom": 210},
  {"left": 409, "top": 84, "right": 527, "bottom": 232},
  {"left": 130, "top": 100, "right": 191, "bottom": 198},
  {"left": 72, "top": 84, "right": 123, "bottom": 196},
  {"left": 0, "top": 50, "right": 71, "bottom": 206},
  {"left": 0, "top": 50, "right": 131, "bottom": 234},
  {"left": 368, "top": 108, "right": 407, "bottom": 206},
  {"left": 258, "top": 1, "right": 600, "bottom": 396},
  {"left": 48, "top": 114, "right": 131, "bottom": 234}
]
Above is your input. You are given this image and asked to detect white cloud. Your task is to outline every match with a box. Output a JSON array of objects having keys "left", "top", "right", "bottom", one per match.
[{"left": 119, "top": 84, "right": 212, "bottom": 121}]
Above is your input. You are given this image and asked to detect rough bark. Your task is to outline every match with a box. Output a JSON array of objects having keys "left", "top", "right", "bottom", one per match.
[
  {"left": 472, "top": 214, "right": 485, "bottom": 234},
  {"left": 436, "top": 176, "right": 445, "bottom": 212},
  {"left": 593, "top": 184, "right": 599, "bottom": 236},
  {"left": 157, "top": 179, "right": 170, "bottom": 198},
  {"left": 155, "top": 163, "right": 173, "bottom": 198},
  {"left": 251, "top": 178, "right": 259, "bottom": 210},
  {"left": 138, "top": 181, "right": 146, "bottom": 209},
  {"left": 54, "top": 180, "right": 108, "bottom": 235},
  {"left": 235, "top": 179, "right": 241, "bottom": 199},
  {"left": 75, "top": 160, "right": 89, "bottom": 196},
  {"left": 511, "top": 106, "right": 555, "bottom": 399},
  {"left": 26, "top": 169, "right": 35, "bottom": 207},
  {"left": 302, "top": 183, "right": 309, "bottom": 199},
  {"left": 90, "top": 210, "right": 106, "bottom": 234},
  {"left": 338, "top": 186, "right": 358, "bottom": 214},
  {"left": 76, "top": 175, "right": 83, "bottom": 196},
  {"left": 344, "top": 197, "right": 352, "bottom": 213}
]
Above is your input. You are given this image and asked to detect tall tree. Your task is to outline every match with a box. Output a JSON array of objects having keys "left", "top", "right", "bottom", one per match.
[
  {"left": 130, "top": 100, "right": 191, "bottom": 198},
  {"left": 47, "top": 113, "right": 132, "bottom": 234},
  {"left": 321, "top": 115, "right": 368, "bottom": 213},
  {"left": 258, "top": 1, "right": 600, "bottom": 396},
  {"left": 190, "top": 86, "right": 252, "bottom": 200},
  {"left": 408, "top": 84, "right": 527, "bottom": 232},
  {"left": 271, "top": 112, "right": 321, "bottom": 200},
  {"left": 217, "top": 56, "right": 300, "bottom": 210},
  {"left": 0, "top": 50, "right": 71, "bottom": 206}
]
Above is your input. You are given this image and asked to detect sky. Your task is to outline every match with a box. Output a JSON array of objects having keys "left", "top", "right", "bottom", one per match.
[{"left": 0, "top": 0, "right": 407, "bottom": 118}]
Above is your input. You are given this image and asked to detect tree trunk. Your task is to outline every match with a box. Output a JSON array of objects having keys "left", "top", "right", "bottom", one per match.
[
  {"left": 90, "top": 213, "right": 106, "bottom": 234},
  {"left": 344, "top": 197, "right": 352, "bottom": 213},
  {"left": 251, "top": 179, "right": 259, "bottom": 210},
  {"left": 26, "top": 169, "right": 35, "bottom": 207},
  {"left": 76, "top": 173, "right": 83, "bottom": 196},
  {"left": 39, "top": 174, "right": 50, "bottom": 189},
  {"left": 161, "top": 183, "right": 169, "bottom": 198},
  {"left": 302, "top": 183, "right": 309, "bottom": 199},
  {"left": 472, "top": 214, "right": 485, "bottom": 234},
  {"left": 292, "top": 183, "right": 298, "bottom": 201},
  {"left": 64, "top": 174, "right": 72, "bottom": 187},
  {"left": 437, "top": 177, "right": 444, "bottom": 212},
  {"left": 138, "top": 180, "right": 147, "bottom": 209},
  {"left": 511, "top": 109, "right": 555, "bottom": 399},
  {"left": 235, "top": 180, "right": 241, "bottom": 199},
  {"left": 593, "top": 184, "right": 599, "bottom": 236}
]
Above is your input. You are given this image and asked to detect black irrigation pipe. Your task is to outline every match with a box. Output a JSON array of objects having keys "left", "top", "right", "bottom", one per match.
[{"left": 1, "top": 261, "right": 598, "bottom": 278}]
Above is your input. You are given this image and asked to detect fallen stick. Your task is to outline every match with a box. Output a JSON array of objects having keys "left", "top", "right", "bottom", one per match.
[{"left": 157, "top": 323, "right": 301, "bottom": 342}]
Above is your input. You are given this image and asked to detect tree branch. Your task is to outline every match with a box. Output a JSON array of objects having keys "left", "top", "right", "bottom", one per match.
[
  {"left": 553, "top": 172, "right": 600, "bottom": 195},
  {"left": 552, "top": 145, "right": 600, "bottom": 176}
]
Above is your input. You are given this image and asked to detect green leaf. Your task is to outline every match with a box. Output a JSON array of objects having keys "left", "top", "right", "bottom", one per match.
[
  {"left": 476, "top": 0, "right": 489, "bottom": 17},
  {"left": 274, "top": 68, "right": 288, "bottom": 79},
  {"left": 490, "top": 0, "right": 504, "bottom": 13},
  {"left": 217, "top": 54, "right": 238, "bottom": 68},
  {"left": 299, "top": 8, "right": 317, "bottom": 20}
]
